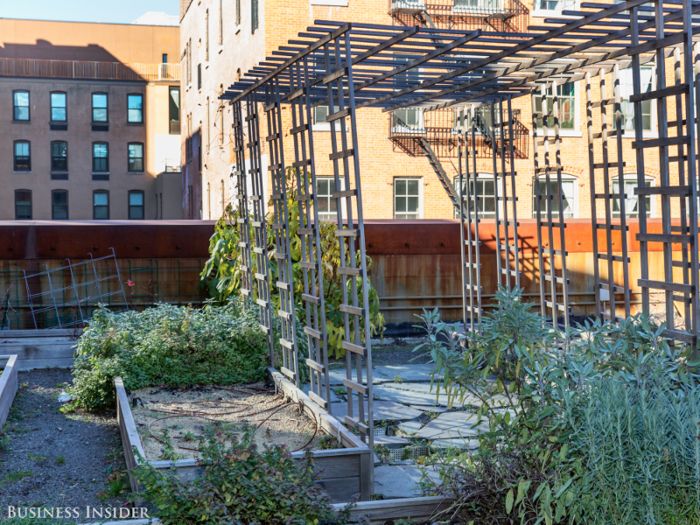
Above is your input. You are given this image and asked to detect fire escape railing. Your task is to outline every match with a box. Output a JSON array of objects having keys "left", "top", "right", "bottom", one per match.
[
  {"left": 389, "top": 107, "right": 529, "bottom": 160},
  {"left": 388, "top": 0, "right": 529, "bottom": 32}
]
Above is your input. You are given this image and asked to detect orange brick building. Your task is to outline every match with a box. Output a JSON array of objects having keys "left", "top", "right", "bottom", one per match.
[{"left": 180, "top": 0, "right": 671, "bottom": 222}]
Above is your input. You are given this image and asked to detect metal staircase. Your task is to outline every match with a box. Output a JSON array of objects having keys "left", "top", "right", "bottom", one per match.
[{"left": 418, "top": 137, "right": 458, "bottom": 206}]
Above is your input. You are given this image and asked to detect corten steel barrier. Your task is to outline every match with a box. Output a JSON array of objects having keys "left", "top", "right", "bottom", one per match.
[{"left": 221, "top": 0, "right": 700, "bottom": 462}]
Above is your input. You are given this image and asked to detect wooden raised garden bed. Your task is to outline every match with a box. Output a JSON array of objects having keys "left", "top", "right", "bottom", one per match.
[
  {"left": 116, "top": 367, "right": 372, "bottom": 503},
  {"left": 0, "top": 354, "right": 19, "bottom": 431},
  {"left": 0, "top": 329, "right": 77, "bottom": 370}
]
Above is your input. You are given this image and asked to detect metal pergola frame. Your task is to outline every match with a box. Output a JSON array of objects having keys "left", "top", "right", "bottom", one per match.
[{"left": 222, "top": 0, "right": 700, "bottom": 458}]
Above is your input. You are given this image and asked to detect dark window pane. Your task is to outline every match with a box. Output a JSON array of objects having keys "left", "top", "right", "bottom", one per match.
[
  {"left": 129, "top": 192, "right": 144, "bottom": 219},
  {"left": 128, "top": 144, "right": 144, "bottom": 172},
  {"left": 14, "top": 142, "right": 30, "bottom": 171},
  {"left": 15, "top": 191, "right": 32, "bottom": 220},
  {"left": 51, "top": 142, "right": 68, "bottom": 171},
  {"left": 52, "top": 192, "right": 68, "bottom": 220},
  {"left": 14, "top": 91, "right": 29, "bottom": 121}
]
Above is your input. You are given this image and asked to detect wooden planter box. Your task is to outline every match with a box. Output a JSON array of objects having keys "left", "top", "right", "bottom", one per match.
[
  {"left": 0, "top": 329, "right": 77, "bottom": 370},
  {"left": 93, "top": 495, "right": 455, "bottom": 524},
  {"left": 116, "top": 368, "right": 373, "bottom": 503},
  {"left": 0, "top": 354, "right": 19, "bottom": 431}
]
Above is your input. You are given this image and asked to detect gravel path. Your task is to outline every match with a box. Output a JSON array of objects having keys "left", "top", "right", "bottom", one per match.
[{"left": 0, "top": 369, "right": 128, "bottom": 522}]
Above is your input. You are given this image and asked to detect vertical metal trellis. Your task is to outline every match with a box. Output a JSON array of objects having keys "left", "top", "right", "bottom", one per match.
[
  {"left": 232, "top": 102, "right": 254, "bottom": 303},
  {"left": 322, "top": 33, "right": 374, "bottom": 449},
  {"left": 458, "top": 105, "right": 483, "bottom": 332},
  {"left": 630, "top": 0, "right": 700, "bottom": 344},
  {"left": 289, "top": 56, "right": 333, "bottom": 410},
  {"left": 245, "top": 92, "right": 275, "bottom": 360},
  {"left": 265, "top": 79, "right": 300, "bottom": 385},
  {"left": 532, "top": 82, "right": 571, "bottom": 328}
]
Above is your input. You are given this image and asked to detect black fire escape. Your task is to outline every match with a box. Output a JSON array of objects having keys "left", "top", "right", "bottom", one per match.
[
  {"left": 389, "top": 107, "right": 529, "bottom": 207},
  {"left": 387, "top": 0, "right": 529, "bottom": 207}
]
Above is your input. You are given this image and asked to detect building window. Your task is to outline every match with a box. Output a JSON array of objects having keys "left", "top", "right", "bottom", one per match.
[
  {"left": 197, "top": 64, "right": 202, "bottom": 90},
  {"left": 391, "top": 108, "right": 425, "bottom": 133},
  {"left": 533, "top": 82, "right": 576, "bottom": 131},
  {"left": 206, "top": 97, "right": 211, "bottom": 153},
  {"left": 316, "top": 177, "right": 339, "bottom": 221},
  {"left": 454, "top": 174, "right": 498, "bottom": 218},
  {"left": 454, "top": 0, "right": 502, "bottom": 10},
  {"left": 15, "top": 190, "right": 32, "bottom": 220},
  {"left": 532, "top": 175, "right": 578, "bottom": 219},
  {"left": 127, "top": 94, "right": 143, "bottom": 124},
  {"left": 92, "top": 93, "right": 108, "bottom": 122},
  {"left": 128, "top": 143, "right": 144, "bottom": 172},
  {"left": 394, "top": 178, "right": 422, "bottom": 219},
  {"left": 128, "top": 191, "right": 145, "bottom": 219},
  {"left": 612, "top": 175, "right": 653, "bottom": 218},
  {"left": 13, "top": 141, "right": 31, "bottom": 172},
  {"left": 169, "top": 87, "right": 181, "bottom": 134},
  {"left": 219, "top": 0, "right": 224, "bottom": 44},
  {"left": 52, "top": 190, "right": 68, "bottom": 220},
  {"left": 93, "top": 143, "right": 109, "bottom": 172},
  {"left": 252, "top": 0, "right": 259, "bottom": 32},
  {"left": 13, "top": 90, "right": 30, "bottom": 121},
  {"left": 93, "top": 191, "right": 109, "bottom": 220},
  {"left": 206, "top": 9, "right": 210, "bottom": 61},
  {"left": 50, "top": 92, "right": 67, "bottom": 122},
  {"left": 51, "top": 141, "right": 68, "bottom": 172},
  {"left": 533, "top": 0, "right": 575, "bottom": 13},
  {"left": 236, "top": 0, "right": 241, "bottom": 24},
  {"left": 616, "top": 66, "right": 654, "bottom": 132}
]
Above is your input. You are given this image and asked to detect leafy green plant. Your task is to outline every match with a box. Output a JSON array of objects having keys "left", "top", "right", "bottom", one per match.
[
  {"left": 417, "top": 286, "right": 700, "bottom": 525},
  {"left": 317, "top": 434, "right": 342, "bottom": 450},
  {"left": 55, "top": 456, "right": 66, "bottom": 464},
  {"left": 98, "top": 471, "right": 129, "bottom": 501},
  {"left": 70, "top": 299, "right": 267, "bottom": 411},
  {"left": 131, "top": 426, "right": 351, "bottom": 525},
  {"left": 201, "top": 169, "right": 385, "bottom": 359}
]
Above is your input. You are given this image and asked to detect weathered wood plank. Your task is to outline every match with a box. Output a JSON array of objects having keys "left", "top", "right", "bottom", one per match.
[
  {"left": 1, "top": 344, "right": 76, "bottom": 361},
  {"left": 316, "top": 476, "right": 361, "bottom": 503},
  {"left": 0, "top": 329, "right": 80, "bottom": 338},
  {"left": 0, "top": 355, "right": 19, "bottom": 431},
  {"left": 15, "top": 357, "right": 75, "bottom": 371},
  {"left": 115, "top": 377, "right": 146, "bottom": 492},
  {"left": 331, "top": 496, "right": 455, "bottom": 524}
]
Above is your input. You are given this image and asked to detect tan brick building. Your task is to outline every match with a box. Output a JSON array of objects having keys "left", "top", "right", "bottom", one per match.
[
  {"left": 180, "top": 0, "right": 670, "bottom": 222},
  {"left": 0, "top": 18, "right": 183, "bottom": 221}
]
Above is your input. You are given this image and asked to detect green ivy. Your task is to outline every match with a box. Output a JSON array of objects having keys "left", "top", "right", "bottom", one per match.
[
  {"left": 201, "top": 169, "right": 385, "bottom": 359},
  {"left": 70, "top": 299, "right": 268, "bottom": 411},
  {"left": 131, "top": 425, "right": 352, "bottom": 525}
]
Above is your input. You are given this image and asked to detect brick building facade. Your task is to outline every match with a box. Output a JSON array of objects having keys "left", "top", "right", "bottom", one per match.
[{"left": 180, "top": 0, "right": 673, "bottom": 222}]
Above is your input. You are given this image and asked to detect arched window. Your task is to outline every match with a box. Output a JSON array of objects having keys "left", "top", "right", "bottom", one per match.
[
  {"left": 92, "top": 93, "right": 108, "bottom": 123},
  {"left": 13, "top": 90, "right": 29, "bottom": 121},
  {"left": 52, "top": 190, "right": 68, "bottom": 220},
  {"left": 15, "top": 190, "right": 32, "bottom": 220},
  {"left": 93, "top": 142, "right": 109, "bottom": 173},
  {"left": 128, "top": 143, "right": 144, "bottom": 172},
  {"left": 93, "top": 190, "right": 109, "bottom": 220},
  {"left": 50, "top": 92, "right": 67, "bottom": 122},
  {"left": 13, "top": 140, "right": 31, "bottom": 172},
  {"left": 532, "top": 174, "right": 578, "bottom": 219},
  {"left": 51, "top": 141, "right": 68, "bottom": 172},
  {"left": 128, "top": 190, "right": 145, "bottom": 220}
]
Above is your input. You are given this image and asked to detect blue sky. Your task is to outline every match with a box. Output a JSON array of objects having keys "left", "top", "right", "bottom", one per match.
[{"left": 0, "top": 0, "right": 179, "bottom": 24}]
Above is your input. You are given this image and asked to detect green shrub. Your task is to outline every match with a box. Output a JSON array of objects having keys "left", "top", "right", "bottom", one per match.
[
  {"left": 71, "top": 299, "right": 268, "bottom": 411},
  {"left": 417, "top": 287, "right": 700, "bottom": 525},
  {"left": 201, "top": 168, "right": 385, "bottom": 359},
  {"left": 132, "top": 425, "right": 351, "bottom": 525}
]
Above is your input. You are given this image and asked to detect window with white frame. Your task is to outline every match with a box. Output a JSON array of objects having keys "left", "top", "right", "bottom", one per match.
[
  {"left": 454, "top": 0, "right": 502, "bottom": 13},
  {"left": 315, "top": 177, "right": 339, "bottom": 221},
  {"left": 453, "top": 174, "right": 498, "bottom": 218},
  {"left": 394, "top": 178, "right": 422, "bottom": 219},
  {"left": 615, "top": 66, "right": 654, "bottom": 132},
  {"left": 533, "top": 82, "right": 577, "bottom": 131},
  {"left": 532, "top": 175, "right": 578, "bottom": 218},
  {"left": 533, "top": 0, "right": 576, "bottom": 14},
  {"left": 612, "top": 174, "right": 654, "bottom": 218},
  {"left": 392, "top": 108, "right": 425, "bottom": 133}
]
